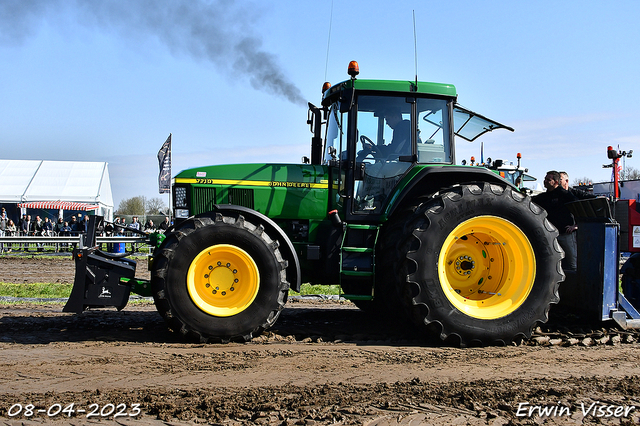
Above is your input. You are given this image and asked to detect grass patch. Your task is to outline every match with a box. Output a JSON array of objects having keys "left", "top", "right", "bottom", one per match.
[
  {"left": 289, "top": 283, "right": 341, "bottom": 296},
  {"left": 128, "top": 298, "right": 155, "bottom": 305},
  {"left": 0, "top": 282, "right": 341, "bottom": 299},
  {"left": 0, "top": 283, "right": 72, "bottom": 298}
]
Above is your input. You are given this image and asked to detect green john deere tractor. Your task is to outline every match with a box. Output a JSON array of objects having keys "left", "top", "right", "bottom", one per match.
[{"left": 69, "top": 61, "right": 564, "bottom": 346}]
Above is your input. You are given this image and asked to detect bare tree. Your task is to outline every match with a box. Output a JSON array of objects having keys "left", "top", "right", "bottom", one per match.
[
  {"left": 571, "top": 177, "right": 593, "bottom": 187},
  {"left": 620, "top": 166, "right": 640, "bottom": 180},
  {"left": 146, "top": 197, "right": 168, "bottom": 215}
]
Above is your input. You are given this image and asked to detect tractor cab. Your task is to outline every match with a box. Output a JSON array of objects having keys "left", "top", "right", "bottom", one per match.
[
  {"left": 324, "top": 93, "right": 453, "bottom": 214},
  {"left": 318, "top": 61, "right": 513, "bottom": 220}
]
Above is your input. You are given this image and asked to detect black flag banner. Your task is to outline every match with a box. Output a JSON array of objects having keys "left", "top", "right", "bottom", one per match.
[{"left": 158, "top": 134, "right": 172, "bottom": 194}]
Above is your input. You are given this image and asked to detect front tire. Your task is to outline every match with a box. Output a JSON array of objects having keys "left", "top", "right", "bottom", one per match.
[
  {"left": 152, "top": 212, "right": 289, "bottom": 342},
  {"left": 400, "top": 183, "right": 563, "bottom": 346}
]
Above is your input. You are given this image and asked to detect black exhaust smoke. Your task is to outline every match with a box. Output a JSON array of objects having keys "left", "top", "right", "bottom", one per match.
[{"left": 0, "top": 0, "right": 305, "bottom": 106}]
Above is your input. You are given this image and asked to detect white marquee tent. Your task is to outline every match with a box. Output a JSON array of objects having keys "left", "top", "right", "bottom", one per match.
[{"left": 0, "top": 160, "right": 114, "bottom": 220}]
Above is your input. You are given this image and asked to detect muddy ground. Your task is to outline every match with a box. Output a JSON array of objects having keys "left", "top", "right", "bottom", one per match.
[{"left": 1, "top": 256, "right": 640, "bottom": 425}]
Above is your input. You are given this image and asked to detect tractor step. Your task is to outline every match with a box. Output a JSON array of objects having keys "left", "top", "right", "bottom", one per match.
[{"left": 339, "top": 224, "right": 379, "bottom": 299}]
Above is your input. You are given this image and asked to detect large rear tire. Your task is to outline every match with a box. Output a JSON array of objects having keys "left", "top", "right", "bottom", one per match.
[
  {"left": 151, "top": 212, "right": 289, "bottom": 342},
  {"left": 398, "top": 183, "right": 563, "bottom": 346}
]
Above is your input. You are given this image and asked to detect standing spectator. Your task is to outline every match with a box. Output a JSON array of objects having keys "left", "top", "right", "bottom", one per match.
[
  {"left": 69, "top": 215, "right": 79, "bottom": 235},
  {"left": 61, "top": 221, "right": 72, "bottom": 251},
  {"left": 17, "top": 214, "right": 26, "bottom": 236},
  {"left": 0, "top": 207, "right": 7, "bottom": 253},
  {"left": 113, "top": 217, "right": 123, "bottom": 235},
  {"left": 20, "top": 214, "right": 31, "bottom": 251},
  {"left": 54, "top": 218, "right": 65, "bottom": 252},
  {"left": 5, "top": 219, "right": 16, "bottom": 252},
  {"left": 129, "top": 216, "right": 141, "bottom": 232},
  {"left": 43, "top": 217, "right": 54, "bottom": 252},
  {"left": 158, "top": 216, "right": 170, "bottom": 233},
  {"left": 61, "top": 221, "right": 71, "bottom": 236},
  {"left": 559, "top": 171, "right": 596, "bottom": 200},
  {"left": 68, "top": 215, "right": 80, "bottom": 250},
  {"left": 43, "top": 217, "right": 54, "bottom": 236},
  {"left": 31, "top": 215, "right": 44, "bottom": 251},
  {"left": 129, "top": 216, "right": 141, "bottom": 251},
  {"left": 80, "top": 215, "right": 90, "bottom": 235},
  {"left": 55, "top": 217, "right": 64, "bottom": 234},
  {"left": 31, "top": 215, "right": 44, "bottom": 235},
  {"left": 533, "top": 170, "right": 579, "bottom": 271}
]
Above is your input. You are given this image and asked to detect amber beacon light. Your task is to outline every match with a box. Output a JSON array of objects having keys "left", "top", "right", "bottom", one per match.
[{"left": 348, "top": 61, "right": 359, "bottom": 78}]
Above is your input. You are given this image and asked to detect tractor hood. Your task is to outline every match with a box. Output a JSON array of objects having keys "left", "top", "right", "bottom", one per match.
[{"left": 454, "top": 105, "right": 514, "bottom": 142}]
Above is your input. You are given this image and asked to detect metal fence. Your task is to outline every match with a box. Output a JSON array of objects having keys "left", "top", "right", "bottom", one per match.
[{"left": 0, "top": 235, "right": 151, "bottom": 253}]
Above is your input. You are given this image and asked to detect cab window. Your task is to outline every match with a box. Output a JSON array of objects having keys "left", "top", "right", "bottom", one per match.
[{"left": 417, "top": 98, "right": 452, "bottom": 163}]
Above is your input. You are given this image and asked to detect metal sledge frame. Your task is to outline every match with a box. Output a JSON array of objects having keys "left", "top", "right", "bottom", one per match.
[{"left": 63, "top": 216, "right": 149, "bottom": 313}]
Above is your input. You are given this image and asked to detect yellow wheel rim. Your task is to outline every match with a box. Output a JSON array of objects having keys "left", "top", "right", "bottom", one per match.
[
  {"left": 187, "top": 244, "right": 260, "bottom": 317},
  {"left": 438, "top": 215, "right": 536, "bottom": 319}
]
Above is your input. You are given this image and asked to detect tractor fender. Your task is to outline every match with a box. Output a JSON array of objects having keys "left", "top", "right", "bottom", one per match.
[
  {"left": 386, "top": 165, "right": 519, "bottom": 218},
  {"left": 201, "top": 204, "right": 301, "bottom": 292}
]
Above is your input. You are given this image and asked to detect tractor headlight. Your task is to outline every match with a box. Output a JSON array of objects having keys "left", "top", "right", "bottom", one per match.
[
  {"left": 174, "top": 186, "right": 188, "bottom": 208},
  {"left": 175, "top": 209, "right": 190, "bottom": 218}
]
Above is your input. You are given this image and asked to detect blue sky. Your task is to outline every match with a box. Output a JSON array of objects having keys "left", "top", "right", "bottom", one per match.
[{"left": 1, "top": 0, "right": 639, "bottom": 208}]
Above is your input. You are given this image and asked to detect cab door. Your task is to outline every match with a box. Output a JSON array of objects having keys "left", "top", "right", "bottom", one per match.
[{"left": 348, "top": 95, "right": 414, "bottom": 217}]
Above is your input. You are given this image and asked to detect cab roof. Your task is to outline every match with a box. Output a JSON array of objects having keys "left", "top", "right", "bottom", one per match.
[
  {"left": 323, "top": 79, "right": 458, "bottom": 101},
  {"left": 323, "top": 79, "right": 513, "bottom": 142}
]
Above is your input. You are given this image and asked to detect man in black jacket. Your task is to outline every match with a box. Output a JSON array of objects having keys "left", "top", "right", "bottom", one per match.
[{"left": 533, "top": 170, "right": 578, "bottom": 270}]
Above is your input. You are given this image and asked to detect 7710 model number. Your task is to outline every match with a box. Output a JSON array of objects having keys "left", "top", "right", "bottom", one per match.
[{"left": 7, "top": 403, "right": 141, "bottom": 418}]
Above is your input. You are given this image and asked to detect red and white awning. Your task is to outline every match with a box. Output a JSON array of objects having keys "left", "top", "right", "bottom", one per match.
[{"left": 17, "top": 201, "right": 99, "bottom": 211}]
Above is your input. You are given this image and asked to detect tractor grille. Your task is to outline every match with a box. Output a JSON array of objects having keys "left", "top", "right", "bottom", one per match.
[
  {"left": 191, "top": 187, "right": 217, "bottom": 215},
  {"left": 228, "top": 188, "right": 255, "bottom": 209}
]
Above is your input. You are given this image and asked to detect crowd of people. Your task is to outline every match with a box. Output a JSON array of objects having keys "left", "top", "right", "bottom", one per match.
[
  {"left": 0, "top": 210, "right": 91, "bottom": 252},
  {"left": 0, "top": 210, "right": 172, "bottom": 253}
]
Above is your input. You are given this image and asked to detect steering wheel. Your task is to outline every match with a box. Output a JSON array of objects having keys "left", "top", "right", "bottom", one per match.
[
  {"left": 357, "top": 135, "right": 381, "bottom": 161},
  {"left": 360, "top": 135, "right": 375, "bottom": 150}
]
